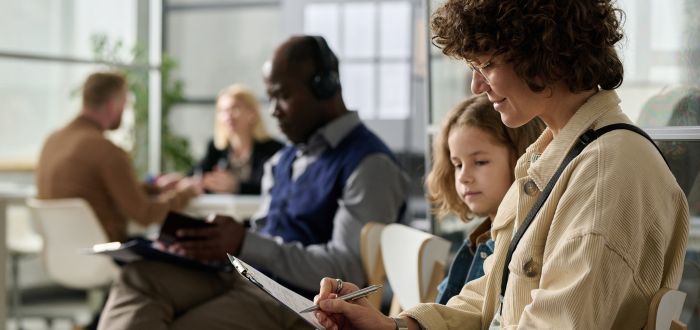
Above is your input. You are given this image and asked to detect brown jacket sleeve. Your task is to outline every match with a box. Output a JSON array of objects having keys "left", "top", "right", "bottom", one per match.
[{"left": 98, "top": 144, "right": 195, "bottom": 226}]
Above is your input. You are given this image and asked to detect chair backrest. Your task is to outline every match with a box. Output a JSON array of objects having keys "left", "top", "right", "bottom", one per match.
[
  {"left": 26, "top": 198, "right": 118, "bottom": 289},
  {"left": 7, "top": 204, "right": 43, "bottom": 254},
  {"left": 381, "top": 223, "right": 450, "bottom": 313},
  {"left": 645, "top": 288, "right": 688, "bottom": 330},
  {"left": 360, "top": 222, "right": 386, "bottom": 309}
]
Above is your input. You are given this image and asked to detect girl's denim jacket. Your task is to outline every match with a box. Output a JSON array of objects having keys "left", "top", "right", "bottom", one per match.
[{"left": 436, "top": 218, "right": 494, "bottom": 305}]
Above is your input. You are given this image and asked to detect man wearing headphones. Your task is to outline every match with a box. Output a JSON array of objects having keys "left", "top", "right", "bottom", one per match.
[{"left": 97, "top": 36, "right": 409, "bottom": 330}]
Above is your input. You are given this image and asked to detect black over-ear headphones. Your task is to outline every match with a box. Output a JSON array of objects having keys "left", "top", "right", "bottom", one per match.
[{"left": 309, "top": 36, "right": 340, "bottom": 100}]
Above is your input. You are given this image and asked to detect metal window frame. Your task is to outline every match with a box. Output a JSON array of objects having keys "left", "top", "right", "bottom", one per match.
[
  {"left": 282, "top": 0, "right": 417, "bottom": 120},
  {"left": 645, "top": 127, "right": 700, "bottom": 140}
]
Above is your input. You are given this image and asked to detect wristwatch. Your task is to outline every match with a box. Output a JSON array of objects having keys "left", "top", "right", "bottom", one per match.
[{"left": 392, "top": 317, "right": 409, "bottom": 330}]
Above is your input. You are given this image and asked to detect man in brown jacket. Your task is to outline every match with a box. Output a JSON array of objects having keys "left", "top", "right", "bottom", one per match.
[{"left": 36, "top": 71, "right": 198, "bottom": 242}]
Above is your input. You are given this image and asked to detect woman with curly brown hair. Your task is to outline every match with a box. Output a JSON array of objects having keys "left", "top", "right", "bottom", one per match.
[{"left": 312, "top": 0, "right": 689, "bottom": 329}]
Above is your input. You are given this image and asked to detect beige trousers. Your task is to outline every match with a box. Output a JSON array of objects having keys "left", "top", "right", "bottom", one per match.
[{"left": 97, "top": 260, "right": 313, "bottom": 330}]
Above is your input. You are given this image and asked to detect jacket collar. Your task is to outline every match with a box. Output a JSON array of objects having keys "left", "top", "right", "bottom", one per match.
[
  {"left": 523, "top": 90, "right": 622, "bottom": 190},
  {"left": 491, "top": 90, "right": 622, "bottom": 232}
]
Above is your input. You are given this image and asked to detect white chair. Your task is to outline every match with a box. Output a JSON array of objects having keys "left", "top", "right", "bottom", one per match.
[
  {"left": 645, "top": 288, "right": 688, "bottom": 330},
  {"left": 26, "top": 198, "right": 118, "bottom": 289},
  {"left": 381, "top": 223, "right": 450, "bottom": 315},
  {"left": 6, "top": 204, "right": 44, "bottom": 325},
  {"left": 7, "top": 204, "right": 44, "bottom": 255},
  {"left": 360, "top": 222, "right": 386, "bottom": 310}
]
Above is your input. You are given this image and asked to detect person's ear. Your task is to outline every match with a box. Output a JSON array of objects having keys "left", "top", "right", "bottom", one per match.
[{"left": 105, "top": 98, "right": 118, "bottom": 115}]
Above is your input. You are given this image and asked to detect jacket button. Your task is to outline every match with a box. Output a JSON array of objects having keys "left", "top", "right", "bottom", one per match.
[
  {"left": 523, "top": 180, "right": 539, "bottom": 196},
  {"left": 523, "top": 259, "right": 539, "bottom": 278}
]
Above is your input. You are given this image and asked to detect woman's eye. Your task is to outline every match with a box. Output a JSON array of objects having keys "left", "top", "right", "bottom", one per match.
[
  {"left": 475, "top": 160, "right": 490, "bottom": 166},
  {"left": 453, "top": 163, "right": 462, "bottom": 170}
]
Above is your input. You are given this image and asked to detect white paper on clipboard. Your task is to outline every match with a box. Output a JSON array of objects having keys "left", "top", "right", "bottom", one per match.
[{"left": 227, "top": 254, "right": 326, "bottom": 330}]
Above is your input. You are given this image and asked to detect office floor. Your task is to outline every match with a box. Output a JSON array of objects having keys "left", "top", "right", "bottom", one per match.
[
  {"left": 6, "top": 286, "right": 94, "bottom": 330},
  {"left": 8, "top": 317, "right": 83, "bottom": 330},
  {"left": 7, "top": 305, "right": 92, "bottom": 330}
]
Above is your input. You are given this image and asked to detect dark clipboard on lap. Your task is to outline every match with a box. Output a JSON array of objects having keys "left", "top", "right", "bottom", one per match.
[
  {"left": 227, "top": 254, "right": 326, "bottom": 329},
  {"left": 89, "top": 211, "right": 228, "bottom": 272},
  {"left": 90, "top": 237, "right": 231, "bottom": 272},
  {"left": 158, "top": 211, "right": 216, "bottom": 245}
]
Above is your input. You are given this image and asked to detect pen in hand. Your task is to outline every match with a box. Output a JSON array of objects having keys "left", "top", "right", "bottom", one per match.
[{"left": 299, "top": 284, "right": 383, "bottom": 313}]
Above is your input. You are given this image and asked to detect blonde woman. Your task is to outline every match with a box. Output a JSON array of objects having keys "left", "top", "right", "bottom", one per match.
[{"left": 193, "top": 84, "right": 283, "bottom": 194}]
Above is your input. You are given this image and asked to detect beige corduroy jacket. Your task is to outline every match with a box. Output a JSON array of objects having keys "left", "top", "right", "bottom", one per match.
[{"left": 403, "top": 90, "right": 689, "bottom": 329}]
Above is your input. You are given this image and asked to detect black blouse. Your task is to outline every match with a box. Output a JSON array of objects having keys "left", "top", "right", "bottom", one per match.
[{"left": 192, "top": 138, "right": 284, "bottom": 194}]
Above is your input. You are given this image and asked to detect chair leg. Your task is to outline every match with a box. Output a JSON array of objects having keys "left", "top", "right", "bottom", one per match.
[
  {"left": 84, "top": 288, "right": 108, "bottom": 330},
  {"left": 87, "top": 289, "right": 106, "bottom": 312},
  {"left": 10, "top": 253, "right": 24, "bottom": 330}
]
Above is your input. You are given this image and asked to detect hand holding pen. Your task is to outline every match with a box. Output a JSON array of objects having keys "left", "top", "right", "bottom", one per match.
[
  {"left": 301, "top": 284, "right": 382, "bottom": 313},
  {"left": 313, "top": 278, "right": 401, "bottom": 330}
]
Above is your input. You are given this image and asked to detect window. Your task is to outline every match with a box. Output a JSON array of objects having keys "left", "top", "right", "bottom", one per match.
[
  {"left": 303, "top": 1, "right": 414, "bottom": 120},
  {"left": 166, "top": 4, "right": 281, "bottom": 100},
  {"left": 0, "top": 0, "right": 147, "bottom": 170},
  {"left": 616, "top": 0, "right": 700, "bottom": 127}
]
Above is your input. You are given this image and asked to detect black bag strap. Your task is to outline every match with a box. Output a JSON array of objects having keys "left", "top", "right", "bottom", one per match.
[
  {"left": 499, "top": 123, "right": 665, "bottom": 308},
  {"left": 586, "top": 123, "right": 668, "bottom": 164}
]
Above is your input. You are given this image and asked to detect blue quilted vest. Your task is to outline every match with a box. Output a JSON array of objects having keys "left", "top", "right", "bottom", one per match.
[{"left": 260, "top": 124, "right": 398, "bottom": 246}]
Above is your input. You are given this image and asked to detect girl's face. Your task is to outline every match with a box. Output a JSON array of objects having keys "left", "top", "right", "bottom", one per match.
[
  {"left": 448, "top": 125, "right": 514, "bottom": 219},
  {"left": 217, "top": 95, "right": 257, "bottom": 135}
]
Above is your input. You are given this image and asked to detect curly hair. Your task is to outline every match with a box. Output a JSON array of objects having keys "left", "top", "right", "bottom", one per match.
[
  {"left": 426, "top": 95, "right": 545, "bottom": 220},
  {"left": 431, "top": 0, "right": 625, "bottom": 93}
]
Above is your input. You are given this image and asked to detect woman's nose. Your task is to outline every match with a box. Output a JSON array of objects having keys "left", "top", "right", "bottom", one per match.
[{"left": 470, "top": 70, "right": 490, "bottom": 95}]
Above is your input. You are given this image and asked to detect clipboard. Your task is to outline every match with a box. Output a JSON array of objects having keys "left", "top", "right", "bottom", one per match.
[
  {"left": 227, "top": 254, "right": 326, "bottom": 329},
  {"left": 158, "top": 211, "right": 215, "bottom": 245},
  {"left": 90, "top": 238, "right": 232, "bottom": 272}
]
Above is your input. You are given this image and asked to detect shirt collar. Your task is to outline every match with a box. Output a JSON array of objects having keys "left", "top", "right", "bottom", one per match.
[
  {"left": 296, "top": 111, "right": 361, "bottom": 154},
  {"left": 469, "top": 218, "right": 492, "bottom": 252},
  {"left": 518, "top": 90, "right": 622, "bottom": 189}
]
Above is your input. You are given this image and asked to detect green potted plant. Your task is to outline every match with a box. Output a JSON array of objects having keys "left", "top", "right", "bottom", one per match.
[{"left": 90, "top": 34, "right": 194, "bottom": 176}]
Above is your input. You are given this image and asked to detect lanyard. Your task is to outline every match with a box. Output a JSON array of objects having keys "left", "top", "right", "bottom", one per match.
[{"left": 498, "top": 123, "right": 665, "bottom": 309}]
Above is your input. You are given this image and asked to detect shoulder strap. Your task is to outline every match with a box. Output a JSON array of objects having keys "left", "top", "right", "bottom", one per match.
[
  {"left": 498, "top": 123, "right": 665, "bottom": 309},
  {"left": 581, "top": 123, "right": 668, "bottom": 165}
]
